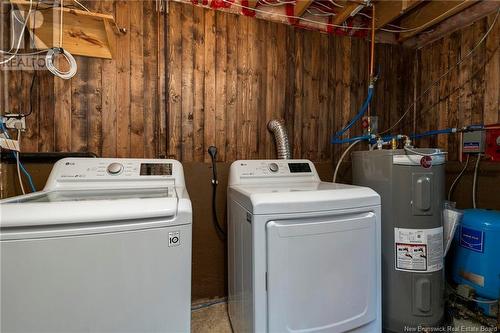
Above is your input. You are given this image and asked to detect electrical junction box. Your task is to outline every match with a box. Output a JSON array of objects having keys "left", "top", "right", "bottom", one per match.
[
  {"left": 463, "top": 131, "right": 485, "bottom": 154},
  {"left": 485, "top": 128, "right": 500, "bottom": 162}
]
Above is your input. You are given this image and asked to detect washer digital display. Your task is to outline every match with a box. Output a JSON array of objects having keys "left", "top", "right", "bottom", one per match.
[
  {"left": 288, "top": 163, "right": 311, "bottom": 173},
  {"left": 140, "top": 163, "right": 172, "bottom": 176}
]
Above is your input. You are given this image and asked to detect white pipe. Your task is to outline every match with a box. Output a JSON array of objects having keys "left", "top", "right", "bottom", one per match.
[
  {"left": 333, "top": 140, "right": 362, "bottom": 183},
  {"left": 472, "top": 154, "right": 481, "bottom": 209}
]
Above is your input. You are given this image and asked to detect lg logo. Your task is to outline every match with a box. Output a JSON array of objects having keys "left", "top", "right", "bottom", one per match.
[{"left": 168, "top": 231, "right": 180, "bottom": 247}]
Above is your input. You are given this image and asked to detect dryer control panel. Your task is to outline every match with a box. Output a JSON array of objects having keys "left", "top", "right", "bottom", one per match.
[{"left": 228, "top": 159, "right": 320, "bottom": 185}]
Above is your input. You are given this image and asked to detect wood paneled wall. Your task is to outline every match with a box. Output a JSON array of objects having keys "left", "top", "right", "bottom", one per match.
[
  {"left": 413, "top": 13, "right": 499, "bottom": 161},
  {"left": 2, "top": 1, "right": 412, "bottom": 163},
  {"left": 2, "top": 1, "right": 166, "bottom": 158},
  {"left": 167, "top": 2, "right": 413, "bottom": 163}
]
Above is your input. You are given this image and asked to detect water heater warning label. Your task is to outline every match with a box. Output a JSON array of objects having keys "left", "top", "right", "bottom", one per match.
[{"left": 394, "top": 227, "right": 443, "bottom": 273}]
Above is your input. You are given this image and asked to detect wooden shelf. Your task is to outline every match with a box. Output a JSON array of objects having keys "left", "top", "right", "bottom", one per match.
[{"left": 11, "top": 0, "right": 120, "bottom": 59}]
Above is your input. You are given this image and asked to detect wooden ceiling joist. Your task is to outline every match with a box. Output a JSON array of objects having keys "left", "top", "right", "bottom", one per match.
[
  {"left": 406, "top": 0, "right": 500, "bottom": 48},
  {"left": 331, "top": 1, "right": 365, "bottom": 26},
  {"left": 294, "top": 0, "right": 313, "bottom": 17},
  {"left": 374, "top": 0, "right": 422, "bottom": 30},
  {"left": 246, "top": 0, "right": 258, "bottom": 8},
  {"left": 398, "top": 0, "right": 478, "bottom": 41}
]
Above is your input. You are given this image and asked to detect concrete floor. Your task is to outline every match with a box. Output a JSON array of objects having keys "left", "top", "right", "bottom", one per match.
[
  {"left": 191, "top": 301, "right": 232, "bottom": 333},
  {"left": 191, "top": 301, "right": 498, "bottom": 333}
]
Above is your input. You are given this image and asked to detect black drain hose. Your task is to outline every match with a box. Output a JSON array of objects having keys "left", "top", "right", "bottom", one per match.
[{"left": 208, "top": 146, "right": 226, "bottom": 240}]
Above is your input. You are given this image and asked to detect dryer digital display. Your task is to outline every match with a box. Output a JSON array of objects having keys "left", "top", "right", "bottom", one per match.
[{"left": 140, "top": 163, "right": 172, "bottom": 176}]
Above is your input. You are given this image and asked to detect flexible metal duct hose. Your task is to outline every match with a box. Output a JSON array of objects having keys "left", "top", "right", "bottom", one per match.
[{"left": 267, "top": 119, "right": 291, "bottom": 159}]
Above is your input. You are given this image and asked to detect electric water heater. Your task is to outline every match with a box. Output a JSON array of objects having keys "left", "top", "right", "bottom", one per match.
[{"left": 352, "top": 149, "right": 445, "bottom": 333}]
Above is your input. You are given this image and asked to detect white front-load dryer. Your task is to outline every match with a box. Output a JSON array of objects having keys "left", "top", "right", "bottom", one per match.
[
  {"left": 0, "top": 158, "right": 192, "bottom": 333},
  {"left": 227, "top": 159, "right": 381, "bottom": 333}
]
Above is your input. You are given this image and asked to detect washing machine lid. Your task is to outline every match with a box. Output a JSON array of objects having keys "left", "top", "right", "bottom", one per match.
[
  {"left": 229, "top": 182, "right": 380, "bottom": 215},
  {"left": 0, "top": 187, "right": 179, "bottom": 228}
]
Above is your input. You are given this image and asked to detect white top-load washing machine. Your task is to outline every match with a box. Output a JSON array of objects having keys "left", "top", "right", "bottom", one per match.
[
  {"left": 227, "top": 159, "right": 381, "bottom": 333},
  {"left": 0, "top": 158, "right": 192, "bottom": 333}
]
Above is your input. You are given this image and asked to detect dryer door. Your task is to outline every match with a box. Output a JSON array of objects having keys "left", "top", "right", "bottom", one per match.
[{"left": 266, "top": 211, "right": 377, "bottom": 333}]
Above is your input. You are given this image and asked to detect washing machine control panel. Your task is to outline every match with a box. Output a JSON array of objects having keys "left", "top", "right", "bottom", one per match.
[
  {"left": 268, "top": 162, "right": 279, "bottom": 173},
  {"left": 107, "top": 162, "right": 124, "bottom": 175},
  {"left": 47, "top": 158, "right": 184, "bottom": 189}
]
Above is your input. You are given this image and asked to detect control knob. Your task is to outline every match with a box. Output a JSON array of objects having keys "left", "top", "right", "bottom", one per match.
[
  {"left": 269, "top": 162, "right": 279, "bottom": 173},
  {"left": 107, "top": 162, "right": 123, "bottom": 175}
]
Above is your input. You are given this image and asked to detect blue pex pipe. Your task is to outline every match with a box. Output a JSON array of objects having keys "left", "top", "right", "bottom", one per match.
[
  {"left": 331, "top": 86, "right": 374, "bottom": 144},
  {"left": 332, "top": 135, "right": 372, "bottom": 144},
  {"left": 334, "top": 128, "right": 456, "bottom": 145},
  {"left": 0, "top": 121, "right": 37, "bottom": 192},
  {"left": 410, "top": 128, "right": 455, "bottom": 140}
]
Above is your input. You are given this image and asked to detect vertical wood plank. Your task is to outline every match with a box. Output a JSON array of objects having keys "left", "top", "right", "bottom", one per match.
[
  {"left": 157, "top": 6, "right": 167, "bottom": 158},
  {"left": 192, "top": 5, "right": 205, "bottom": 162},
  {"left": 484, "top": 14, "right": 500, "bottom": 125},
  {"left": 340, "top": 37, "right": 352, "bottom": 156},
  {"left": 100, "top": 0, "right": 117, "bottom": 158},
  {"left": 264, "top": 21, "right": 277, "bottom": 159},
  {"left": 244, "top": 16, "right": 259, "bottom": 160},
  {"left": 236, "top": 15, "right": 248, "bottom": 160},
  {"left": 181, "top": 4, "right": 194, "bottom": 162},
  {"left": 85, "top": 0, "right": 102, "bottom": 157},
  {"left": 143, "top": 0, "right": 158, "bottom": 158},
  {"left": 129, "top": 0, "right": 144, "bottom": 158},
  {"left": 71, "top": 58, "right": 89, "bottom": 152},
  {"left": 255, "top": 19, "right": 267, "bottom": 159},
  {"left": 215, "top": 11, "right": 227, "bottom": 161},
  {"left": 437, "top": 37, "right": 450, "bottom": 150},
  {"left": 203, "top": 9, "right": 216, "bottom": 162},
  {"left": 459, "top": 25, "right": 474, "bottom": 129},
  {"left": 54, "top": 76, "right": 72, "bottom": 152},
  {"left": 301, "top": 31, "right": 313, "bottom": 160},
  {"left": 470, "top": 19, "right": 486, "bottom": 126},
  {"left": 225, "top": 12, "right": 238, "bottom": 162},
  {"left": 38, "top": 71, "right": 55, "bottom": 152},
  {"left": 447, "top": 31, "right": 461, "bottom": 161},
  {"left": 115, "top": 0, "right": 131, "bottom": 157},
  {"left": 284, "top": 25, "right": 296, "bottom": 157},
  {"left": 167, "top": 2, "right": 182, "bottom": 159},
  {"left": 293, "top": 30, "right": 304, "bottom": 159},
  {"left": 318, "top": 34, "right": 329, "bottom": 161},
  {"left": 327, "top": 35, "right": 336, "bottom": 163}
]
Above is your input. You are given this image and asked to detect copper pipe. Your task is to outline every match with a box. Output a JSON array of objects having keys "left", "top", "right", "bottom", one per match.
[
  {"left": 370, "top": 3, "right": 375, "bottom": 78},
  {"left": 368, "top": 3, "right": 375, "bottom": 119}
]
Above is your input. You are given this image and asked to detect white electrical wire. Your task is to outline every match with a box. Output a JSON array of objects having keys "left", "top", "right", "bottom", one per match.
[
  {"left": 404, "top": 146, "right": 448, "bottom": 157},
  {"left": 306, "top": 8, "right": 336, "bottom": 17},
  {"left": 1, "top": 1, "right": 52, "bottom": 56},
  {"left": 380, "top": 8, "right": 500, "bottom": 135},
  {"left": 259, "top": 0, "right": 295, "bottom": 7},
  {"left": 73, "top": 0, "right": 90, "bottom": 12},
  {"left": 447, "top": 154, "right": 470, "bottom": 201},
  {"left": 16, "top": 130, "right": 26, "bottom": 195},
  {"left": 45, "top": 47, "right": 77, "bottom": 79},
  {"left": 0, "top": 0, "right": 33, "bottom": 64},
  {"left": 333, "top": 140, "right": 362, "bottom": 183},
  {"left": 219, "top": 0, "right": 472, "bottom": 33},
  {"left": 328, "top": 0, "right": 344, "bottom": 8},
  {"left": 44, "top": 0, "right": 77, "bottom": 79},
  {"left": 313, "top": 1, "right": 337, "bottom": 12},
  {"left": 472, "top": 153, "right": 481, "bottom": 209}
]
